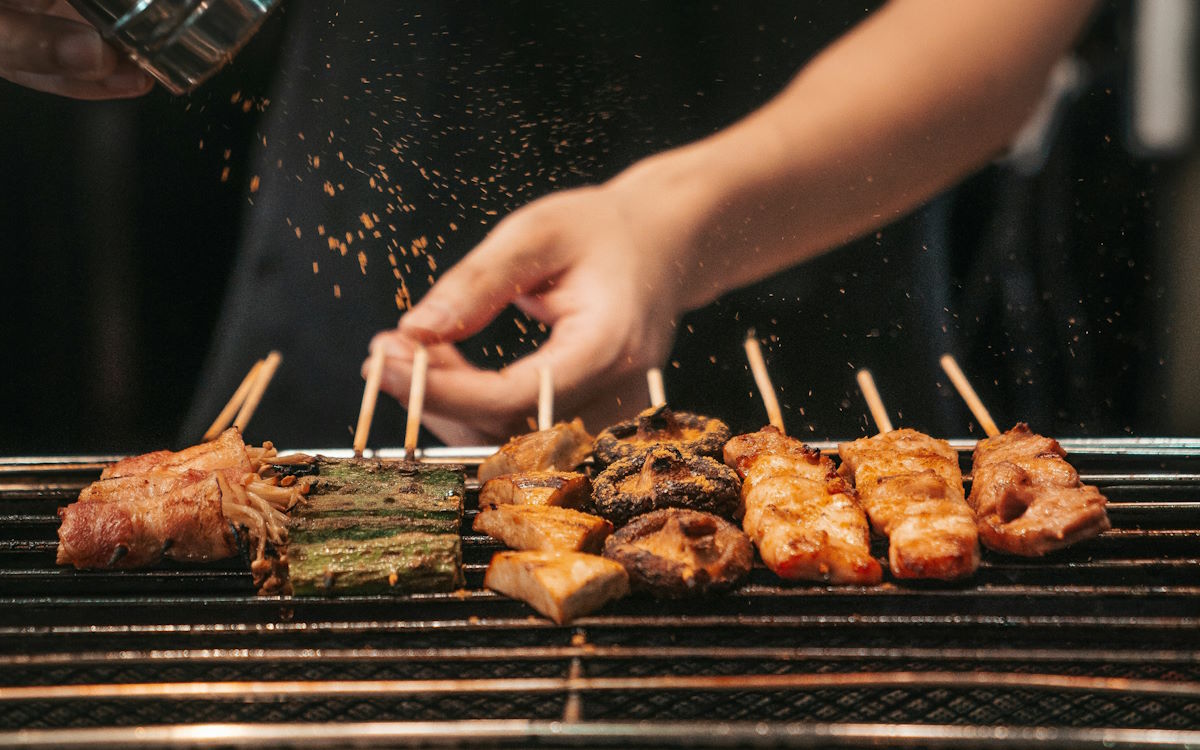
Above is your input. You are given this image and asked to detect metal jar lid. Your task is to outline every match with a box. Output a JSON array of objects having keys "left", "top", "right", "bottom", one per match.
[{"left": 68, "top": 0, "right": 280, "bottom": 95}]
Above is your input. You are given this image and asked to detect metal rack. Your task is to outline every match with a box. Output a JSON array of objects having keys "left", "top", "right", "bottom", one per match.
[{"left": 0, "top": 439, "right": 1198, "bottom": 748}]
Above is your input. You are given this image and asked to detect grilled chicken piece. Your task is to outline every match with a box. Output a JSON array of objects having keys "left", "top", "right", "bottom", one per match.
[
  {"left": 593, "top": 404, "right": 731, "bottom": 465},
  {"left": 473, "top": 503, "right": 613, "bottom": 553},
  {"left": 100, "top": 428, "right": 253, "bottom": 479},
  {"left": 479, "top": 471, "right": 591, "bottom": 509},
  {"left": 969, "top": 423, "right": 1110, "bottom": 556},
  {"left": 592, "top": 445, "right": 742, "bottom": 526},
  {"left": 477, "top": 418, "right": 594, "bottom": 483},
  {"left": 724, "top": 427, "right": 881, "bottom": 584},
  {"left": 602, "top": 508, "right": 753, "bottom": 597},
  {"left": 484, "top": 550, "right": 629, "bottom": 624},
  {"left": 838, "top": 429, "right": 979, "bottom": 581},
  {"left": 57, "top": 473, "right": 239, "bottom": 569}
]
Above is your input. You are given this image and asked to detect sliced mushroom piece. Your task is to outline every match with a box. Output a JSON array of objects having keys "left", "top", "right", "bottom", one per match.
[
  {"left": 478, "top": 471, "right": 592, "bottom": 509},
  {"left": 592, "top": 445, "right": 742, "bottom": 526},
  {"left": 473, "top": 503, "right": 613, "bottom": 554},
  {"left": 603, "top": 508, "right": 753, "bottom": 597},
  {"left": 593, "top": 404, "right": 731, "bottom": 466}
]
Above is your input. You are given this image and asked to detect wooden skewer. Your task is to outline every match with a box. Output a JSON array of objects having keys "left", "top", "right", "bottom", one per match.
[
  {"left": 855, "top": 368, "right": 893, "bottom": 434},
  {"left": 203, "top": 358, "right": 264, "bottom": 441},
  {"left": 233, "top": 350, "right": 282, "bottom": 435},
  {"left": 353, "top": 345, "right": 387, "bottom": 457},
  {"left": 404, "top": 345, "right": 429, "bottom": 461},
  {"left": 939, "top": 354, "right": 1000, "bottom": 437},
  {"left": 647, "top": 367, "right": 667, "bottom": 408},
  {"left": 743, "top": 332, "right": 785, "bottom": 434},
  {"left": 537, "top": 366, "right": 554, "bottom": 431}
]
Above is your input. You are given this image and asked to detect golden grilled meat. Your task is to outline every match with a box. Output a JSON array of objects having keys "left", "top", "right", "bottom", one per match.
[
  {"left": 592, "top": 445, "right": 742, "bottom": 526},
  {"left": 969, "top": 423, "right": 1110, "bottom": 556},
  {"left": 473, "top": 503, "right": 613, "bottom": 554},
  {"left": 724, "top": 427, "right": 881, "bottom": 585},
  {"left": 478, "top": 471, "right": 592, "bottom": 509},
  {"left": 837, "top": 428, "right": 979, "bottom": 581},
  {"left": 602, "top": 508, "right": 753, "bottom": 597},
  {"left": 593, "top": 404, "right": 731, "bottom": 465},
  {"left": 477, "top": 418, "right": 594, "bottom": 482},
  {"left": 484, "top": 550, "right": 629, "bottom": 624}
]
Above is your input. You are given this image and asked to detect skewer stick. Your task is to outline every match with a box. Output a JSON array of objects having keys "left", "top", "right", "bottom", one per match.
[
  {"left": 403, "top": 345, "right": 429, "bottom": 461},
  {"left": 743, "top": 332, "right": 785, "bottom": 433},
  {"left": 855, "top": 368, "right": 893, "bottom": 434},
  {"left": 233, "top": 350, "right": 282, "bottom": 435},
  {"left": 203, "top": 358, "right": 264, "bottom": 441},
  {"left": 353, "top": 345, "right": 387, "bottom": 457},
  {"left": 647, "top": 367, "right": 667, "bottom": 408},
  {"left": 939, "top": 354, "right": 1000, "bottom": 437},
  {"left": 537, "top": 366, "right": 554, "bottom": 431}
]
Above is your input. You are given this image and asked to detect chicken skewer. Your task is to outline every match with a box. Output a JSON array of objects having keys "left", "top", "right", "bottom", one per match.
[
  {"left": 837, "top": 369, "right": 979, "bottom": 581},
  {"left": 938, "top": 355, "right": 1110, "bottom": 556},
  {"left": 723, "top": 342, "right": 881, "bottom": 584}
]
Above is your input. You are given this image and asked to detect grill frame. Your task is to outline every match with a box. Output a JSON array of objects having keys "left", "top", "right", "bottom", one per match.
[{"left": 1, "top": 439, "right": 1198, "bottom": 748}]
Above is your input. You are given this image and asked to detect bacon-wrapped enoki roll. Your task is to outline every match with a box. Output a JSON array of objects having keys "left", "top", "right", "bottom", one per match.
[
  {"left": 99, "top": 427, "right": 274, "bottom": 480},
  {"left": 57, "top": 473, "right": 240, "bottom": 568}
]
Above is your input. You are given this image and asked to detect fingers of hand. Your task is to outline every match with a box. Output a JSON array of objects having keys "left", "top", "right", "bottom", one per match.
[
  {"left": 0, "top": 7, "right": 152, "bottom": 97},
  {"left": 0, "top": 0, "right": 57, "bottom": 13},
  {"left": 399, "top": 207, "right": 568, "bottom": 344}
]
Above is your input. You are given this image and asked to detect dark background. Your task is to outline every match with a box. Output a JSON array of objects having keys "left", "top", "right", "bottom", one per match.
[{"left": 0, "top": 1, "right": 1194, "bottom": 454}]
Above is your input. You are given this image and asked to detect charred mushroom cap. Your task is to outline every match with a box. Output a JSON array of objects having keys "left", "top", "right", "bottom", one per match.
[
  {"left": 603, "top": 508, "right": 753, "bottom": 597},
  {"left": 591, "top": 444, "right": 742, "bottom": 526},
  {"left": 593, "top": 404, "right": 731, "bottom": 466}
]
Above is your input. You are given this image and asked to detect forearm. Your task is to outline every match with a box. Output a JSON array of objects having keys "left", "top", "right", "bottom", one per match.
[{"left": 613, "top": 0, "right": 1099, "bottom": 310}]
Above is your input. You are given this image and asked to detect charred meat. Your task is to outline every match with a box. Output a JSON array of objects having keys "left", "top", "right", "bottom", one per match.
[
  {"left": 593, "top": 404, "right": 731, "bottom": 465},
  {"left": 969, "top": 423, "right": 1110, "bottom": 556},
  {"left": 838, "top": 428, "right": 979, "bottom": 581},
  {"left": 724, "top": 427, "right": 881, "bottom": 585},
  {"left": 602, "top": 508, "right": 752, "bottom": 597},
  {"left": 477, "top": 418, "right": 594, "bottom": 482},
  {"left": 592, "top": 445, "right": 742, "bottom": 526},
  {"left": 474, "top": 503, "right": 613, "bottom": 554},
  {"left": 479, "top": 471, "right": 592, "bottom": 509},
  {"left": 484, "top": 550, "right": 629, "bottom": 624}
]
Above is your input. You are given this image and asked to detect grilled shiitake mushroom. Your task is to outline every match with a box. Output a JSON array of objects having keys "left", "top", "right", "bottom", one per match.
[
  {"left": 593, "top": 404, "right": 730, "bottom": 466},
  {"left": 591, "top": 445, "right": 741, "bottom": 526},
  {"left": 602, "top": 508, "right": 753, "bottom": 597}
]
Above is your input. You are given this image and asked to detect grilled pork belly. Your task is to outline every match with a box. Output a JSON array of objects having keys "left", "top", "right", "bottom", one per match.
[
  {"left": 478, "top": 471, "right": 591, "bottom": 509},
  {"left": 57, "top": 473, "right": 239, "bottom": 569},
  {"left": 484, "top": 550, "right": 629, "bottom": 624},
  {"left": 593, "top": 404, "right": 731, "bottom": 465},
  {"left": 592, "top": 445, "right": 742, "bottom": 526},
  {"left": 100, "top": 428, "right": 255, "bottom": 479},
  {"left": 473, "top": 503, "right": 613, "bottom": 554},
  {"left": 724, "top": 427, "right": 881, "bottom": 584},
  {"left": 602, "top": 508, "right": 753, "bottom": 597},
  {"left": 838, "top": 429, "right": 979, "bottom": 581},
  {"left": 477, "top": 418, "right": 593, "bottom": 482},
  {"left": 969, "top": 423, "right": 1110, "bottom": 556}
]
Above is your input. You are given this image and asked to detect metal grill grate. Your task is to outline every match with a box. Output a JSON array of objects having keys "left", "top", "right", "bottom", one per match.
[{"left": 0, "top": 440, "right": 1198, "bottom": 748}]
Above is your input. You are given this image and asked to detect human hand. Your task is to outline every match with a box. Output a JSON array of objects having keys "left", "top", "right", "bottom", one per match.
[
  {"left": 0, "top": 0, "right": 152, "bottom": 99},
  {"left": 368, "top": 175, "right": 703, "bottom": 446}
]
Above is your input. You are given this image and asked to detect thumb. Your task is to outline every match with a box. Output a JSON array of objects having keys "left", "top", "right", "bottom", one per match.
[{"left": 399, "top": 213, "right": 566, "bottom": 344}]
